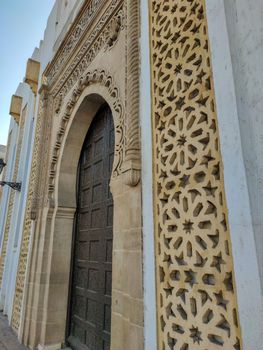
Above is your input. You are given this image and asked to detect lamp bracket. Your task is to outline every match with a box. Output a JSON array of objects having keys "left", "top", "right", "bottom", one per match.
[{"left": 0, "top": 181, "right": 22, "bottom": 191}]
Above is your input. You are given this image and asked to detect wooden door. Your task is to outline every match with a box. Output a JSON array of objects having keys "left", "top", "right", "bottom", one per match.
[{"left": 68, "top": 104, "right": 114, "bottom": 350}]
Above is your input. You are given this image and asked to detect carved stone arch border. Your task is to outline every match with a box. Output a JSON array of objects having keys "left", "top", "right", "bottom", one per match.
[
  {"left": 21, "top": 70, "right": 144, "bottom": 350},
  {"left": 49, "top": 69, "right": 126, "bottom": 206}
]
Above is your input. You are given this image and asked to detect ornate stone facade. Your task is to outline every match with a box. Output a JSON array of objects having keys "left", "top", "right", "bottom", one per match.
[
  {"left": 2, "top": 0, "right": 263, "bottom": 349},
  {"left": 149, "top": 1, "right": 242, "bottom": 349},
  {"left": 11, "top": 1, "right": 143, "bottom": 349}
]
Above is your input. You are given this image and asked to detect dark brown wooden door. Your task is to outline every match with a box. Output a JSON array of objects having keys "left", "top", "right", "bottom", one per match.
[{"left": 68, "top": 104, "right": 114, "bottom": 350}]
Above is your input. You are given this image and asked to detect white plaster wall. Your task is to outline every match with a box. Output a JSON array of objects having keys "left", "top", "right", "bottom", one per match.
[
  {"left": 205, "top": 1, "right": 263, "bottom": 349},
  {"left": 140, "top": 1, "right": 157, "bottom": 349},
  {"left": 222, "top": 0, "right": 263, "bottom": 290}
]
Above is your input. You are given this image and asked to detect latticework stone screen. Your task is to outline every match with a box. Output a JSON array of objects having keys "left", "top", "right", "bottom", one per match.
[{"left": 149, "top": 1, "right": 242, "bottom": 349}]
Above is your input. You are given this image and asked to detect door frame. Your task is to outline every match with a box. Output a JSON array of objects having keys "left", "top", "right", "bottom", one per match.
[
  {"left": 65, "top": 158, "right": 80, "bottom": 343},
  {"left": 22, "top": 81, "right": 144, "bottom": 350}
]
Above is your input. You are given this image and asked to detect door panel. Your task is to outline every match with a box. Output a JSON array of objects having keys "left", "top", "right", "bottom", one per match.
[{"left": 68, "top": 104, "right": 114, "bottom": 350}]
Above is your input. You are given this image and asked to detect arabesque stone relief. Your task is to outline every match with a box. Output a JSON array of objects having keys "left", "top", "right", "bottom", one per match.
[{"left": 149, "top": 0, "right": 242, "bottom": 349}]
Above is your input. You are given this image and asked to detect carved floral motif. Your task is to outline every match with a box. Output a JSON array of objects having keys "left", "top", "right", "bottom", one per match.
[{"left": 105, "top": 9, "right": 124, "bottom": 49}]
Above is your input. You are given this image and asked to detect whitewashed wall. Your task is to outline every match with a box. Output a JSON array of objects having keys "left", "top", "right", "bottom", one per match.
[
  {"left": 206, "top": 1, "right": 263, "bottom": 349},
  {"left": 223, "top": 0, "right": 263, "bottom": 288},
  {"left": 140, "top": 1, "right": 157, "bottom": 349}
]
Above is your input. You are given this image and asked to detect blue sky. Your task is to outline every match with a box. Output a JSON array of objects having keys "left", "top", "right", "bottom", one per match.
[{"left": 0, "top": 0, "right": 55, "bottom": 145}]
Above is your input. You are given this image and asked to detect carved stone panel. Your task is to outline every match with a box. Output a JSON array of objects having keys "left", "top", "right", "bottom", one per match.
[{"left": 149, "top": 1, "right": 242, "bottom": 349}]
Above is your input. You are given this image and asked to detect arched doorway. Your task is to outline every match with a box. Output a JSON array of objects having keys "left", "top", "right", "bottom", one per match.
[{"left": 67, "top": 104, "right": 114, "bottom": 350}]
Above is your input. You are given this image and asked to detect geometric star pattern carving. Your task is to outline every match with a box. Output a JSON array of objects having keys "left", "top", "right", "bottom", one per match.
[{"left": 149, "top": 0, "right": 242, "bottom": 348}]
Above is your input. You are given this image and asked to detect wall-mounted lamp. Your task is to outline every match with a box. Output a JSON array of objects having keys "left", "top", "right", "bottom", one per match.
[
  {"left": 0, "top": 159, "right": 22, "bottom": 191},
  {"left": 0, "top": 181, "right": 21, "bottom": 191},
  {"left": 0, "top": 159, "right": 6, "bottom": 174}
]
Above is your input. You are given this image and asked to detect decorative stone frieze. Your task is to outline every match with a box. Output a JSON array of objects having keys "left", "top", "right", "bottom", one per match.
[
  {"left": 46, "top": 0, "right": 124, "bottom": 97},
  {"left": 105, "top": 9, "right": 123, "bottom": 49},
  {"left": 47, "top": 0, "right": 107, "bottom": 83},
  {"left": 149, "top": 1, "right": 242, "bottom": 349}
]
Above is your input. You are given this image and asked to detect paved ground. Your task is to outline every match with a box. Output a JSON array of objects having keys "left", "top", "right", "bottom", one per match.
[{"left": 0, "top": 313, "right": 28, "bottom": 350}]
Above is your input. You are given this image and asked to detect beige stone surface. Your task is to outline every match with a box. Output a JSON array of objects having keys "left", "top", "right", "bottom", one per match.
[
  {"left": 149, "top": 0, "right": 242, "bottom": 349},
  {"left": 25, "top": 59, "right": 40, "bottom": 95},
  {"left": 9, "top": 95, "right": 22, "bottom": 124}
]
